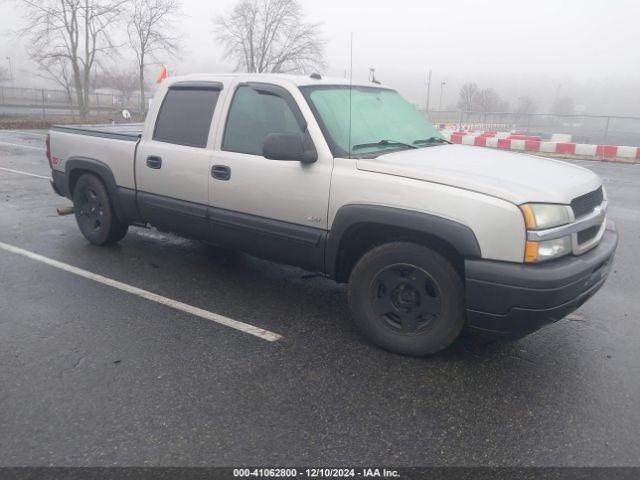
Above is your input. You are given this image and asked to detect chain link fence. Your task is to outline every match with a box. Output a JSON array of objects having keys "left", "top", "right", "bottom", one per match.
[
  {"left": 2, "top": 85, "right": 640, "bottom": 146},
  {"left": 427, "top": 110, "right": 640, "bottom": 147},
  {"left": 0, "top": 85, "right": 145, "bottom": 119}
]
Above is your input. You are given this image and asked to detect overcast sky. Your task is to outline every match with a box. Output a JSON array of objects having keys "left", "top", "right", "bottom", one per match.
[{"left": 2, "top": 0, "right": 639, "bottom": 114}]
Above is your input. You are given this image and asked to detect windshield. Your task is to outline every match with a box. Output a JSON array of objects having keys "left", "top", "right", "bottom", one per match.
[{"left": 300, "top": 85, "right": 444, "bottom": 157}]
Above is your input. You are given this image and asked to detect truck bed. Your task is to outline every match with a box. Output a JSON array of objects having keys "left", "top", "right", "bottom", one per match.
[
  {"left": 50, "top": 123, "right": 144, "bottom": 142},
  {"left": 49, "top": 123, "right": 143, "bottom": 191}
]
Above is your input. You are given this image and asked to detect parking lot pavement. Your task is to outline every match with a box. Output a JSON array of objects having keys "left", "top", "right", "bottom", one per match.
[{"left": 1, "top": 130, "right": 639, "bottom": 466}]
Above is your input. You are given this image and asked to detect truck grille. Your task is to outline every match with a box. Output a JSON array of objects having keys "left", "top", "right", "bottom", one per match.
[{"left": 571, "top": 187, "right": 603, "bottom": 218}]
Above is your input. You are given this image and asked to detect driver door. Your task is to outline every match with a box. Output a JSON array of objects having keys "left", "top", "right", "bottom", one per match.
[{"left": 208, "top": 82, "right": 332, "bottom": 271}]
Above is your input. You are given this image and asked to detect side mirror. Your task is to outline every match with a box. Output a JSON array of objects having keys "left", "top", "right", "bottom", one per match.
[{"left": 263, "top": 132, "right": 317, "bottom": 163}]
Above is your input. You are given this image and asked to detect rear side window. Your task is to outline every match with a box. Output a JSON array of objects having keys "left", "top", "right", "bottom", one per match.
[
  {"left": 153, "top": 87, "right": 220, "bottom": 148},
  {"left": 222, "top": 85, "right": 304, "bottom": 156}
]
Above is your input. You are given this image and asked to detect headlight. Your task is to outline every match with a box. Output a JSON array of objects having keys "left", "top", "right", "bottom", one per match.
[
  {"left": 520, "top": 203, "right": 574, "bottom": 263},
  {"left": 525, "top": 236, "right": 572, "bottom": 263},
  {"left": 520, "top": 203, "right": 573, "bottom": 230}
]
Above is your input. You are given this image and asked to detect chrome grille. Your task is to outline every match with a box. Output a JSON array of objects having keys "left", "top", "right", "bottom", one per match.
[
  {"left": 527, "top": 186, "right": 607, "bottom": 256},
  {"left": 571, "top": 187, "right": 603, "bottom": 218}
]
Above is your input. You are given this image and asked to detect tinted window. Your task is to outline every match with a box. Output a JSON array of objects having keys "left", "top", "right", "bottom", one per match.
[
  {"left": 153, "top": 88, "right": 220, "bottom": 148},
  {"left": 223, "top": 86, "right": 303, "bottom": 155}
]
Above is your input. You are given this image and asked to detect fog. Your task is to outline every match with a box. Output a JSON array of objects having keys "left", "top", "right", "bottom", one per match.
[{"left": 1, "top": 0, "right": 639, "bottom": 115}]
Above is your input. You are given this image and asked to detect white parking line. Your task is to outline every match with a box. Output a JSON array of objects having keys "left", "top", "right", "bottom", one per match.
[
  {"left": 0, "top": 166, "right": 51, "bottom": 180},
  {"left": 0, "top": 140, "right": 45, "bottom": 151},
  {"left": 0, "top": 241, "right": 283, "bottom": 342}
]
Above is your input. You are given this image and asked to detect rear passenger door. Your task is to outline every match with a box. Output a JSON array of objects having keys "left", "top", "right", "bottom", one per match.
[{"left": 136, "top": 81, "right": 222, "bottom": 239}]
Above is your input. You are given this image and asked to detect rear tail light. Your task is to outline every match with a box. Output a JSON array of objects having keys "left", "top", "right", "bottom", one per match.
[{"left": 45, "top": 134, "right": 52, "bottom": 168}]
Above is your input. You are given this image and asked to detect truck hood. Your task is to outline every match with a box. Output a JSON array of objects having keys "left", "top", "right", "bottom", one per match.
[{"left": 356, "top": 144, "right": 601, "bottom": 205}]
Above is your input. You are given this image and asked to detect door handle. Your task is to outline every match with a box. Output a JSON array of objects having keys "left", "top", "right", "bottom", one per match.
[
  {"left": 146, "top": 156, "right": 162, "bottom": 169},
  {"left": 211, "top": 165, "right": 231, "bottom": 181}
]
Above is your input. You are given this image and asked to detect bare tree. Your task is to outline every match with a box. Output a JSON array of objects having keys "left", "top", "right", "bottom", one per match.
[
  {"left": 19, "top": 0, "right": 124, "bottom": 119},
  {"left": 515, "top": 96, "right": 537, "bottom": 115},
  {"left": 32, "top": 56, "right": 75, "bottom": 104},
  {"left": 474, "top": 88, "right": 501, "bottom": 112},
  {"left": 552, "top": 96, "right": 575, "bottom": 115},
  {"left": 457, "top": 82, "right": 477, "bottom": 111},
  {"left": 128, "top": 0, "right": 181, "bottom": 115},
  {"left": 497, "top": 100, "right": 510, "bottom": 113},
  {"left": 93, "top": 69, "right": 140, "bottom": 104},
  {"left": 214, "top": 0, "right": 325, "bottom": 74}
]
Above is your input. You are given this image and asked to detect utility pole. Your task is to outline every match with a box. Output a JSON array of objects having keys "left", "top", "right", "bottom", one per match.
[
  {"left": 425, "top": 70, "right": 432, "bottom": 114},
  {"left": 6, "top": 57, "right": 13, "bottom": 85},
  {"left": 439, "top": 80, "right": 446, "bottom": 112}
]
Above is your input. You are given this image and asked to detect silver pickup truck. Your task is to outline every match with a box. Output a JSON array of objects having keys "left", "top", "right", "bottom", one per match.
[{"left": 47, "top": 73, "right": 618, "bottom": 356}]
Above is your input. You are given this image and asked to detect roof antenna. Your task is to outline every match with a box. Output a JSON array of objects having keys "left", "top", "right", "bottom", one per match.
[
  {"left": 369, "top": 67, "right": 380, "bottom": 85},
  {"left": 348, "top": 32, "right": 353, "bottom": 159}
]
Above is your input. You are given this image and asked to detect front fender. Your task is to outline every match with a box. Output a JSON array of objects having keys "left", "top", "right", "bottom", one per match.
[{"left": 325, "top": 204, "right": 481, "bottom": 279}]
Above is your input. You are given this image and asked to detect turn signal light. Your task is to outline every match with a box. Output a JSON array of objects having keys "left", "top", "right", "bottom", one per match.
[
  {"left": 520, "top": 205, "right": 537, "bottom": 230},
  {"left": 524, "top": 241, "right": 539, "bottom": 263}
]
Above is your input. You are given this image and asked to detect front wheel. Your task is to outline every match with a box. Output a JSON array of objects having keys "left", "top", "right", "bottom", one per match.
[
  {"left": 72, "top": 173, "right": 128, "bottom": 245},
  {"left": 348, "top": 242, "right": 465, "bottom": 356}
]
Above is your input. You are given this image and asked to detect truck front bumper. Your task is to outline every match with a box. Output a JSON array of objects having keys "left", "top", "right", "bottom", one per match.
[{"left": 465, "top": 221, "right": 618, "bottom": 337}]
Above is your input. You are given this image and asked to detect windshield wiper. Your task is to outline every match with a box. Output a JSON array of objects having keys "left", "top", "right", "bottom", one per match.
[
  {"left": 413, "top": 136, "right": 451, "bottom": 145},
  {"left": 352, "top": 139, "right": 418, "bottom": 151}
]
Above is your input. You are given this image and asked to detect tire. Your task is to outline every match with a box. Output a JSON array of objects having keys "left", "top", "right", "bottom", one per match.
[
  {"left": 348, "top": 242, "right": 465, "bottom": 356},
  {"left": 72, "top": 173, "right": 128, "bottom": 245}
]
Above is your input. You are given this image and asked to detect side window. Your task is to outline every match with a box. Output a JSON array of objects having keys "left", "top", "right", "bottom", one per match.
[
  {"left": 222, "top": 85, "right": 304, "bottom": 156},
  {"left": 153, "top": 87, "right": 220, "bottom": 148}
]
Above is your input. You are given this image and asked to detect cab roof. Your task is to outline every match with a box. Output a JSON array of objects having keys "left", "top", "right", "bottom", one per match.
[{"left": 163, "top": 73, "right": 391, "bottom": 90}]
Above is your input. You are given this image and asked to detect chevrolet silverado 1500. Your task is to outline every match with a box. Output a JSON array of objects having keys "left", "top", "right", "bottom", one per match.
[{"left": 47, "top": 73, "right": 618, "bottom": 356}]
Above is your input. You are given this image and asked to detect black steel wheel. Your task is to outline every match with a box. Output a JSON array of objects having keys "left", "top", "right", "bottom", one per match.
[
  {"left": 72, "top": 173, "right": 128, "bottom": 245},
  {"left": 348, "top": 242, "right": 465, "bottom": 356},
  {"left": 371, "top": 263, "right": 442, "bottom": 334},
  {"left": 77, "top": 186, "right": 105, "bottom": 234}
]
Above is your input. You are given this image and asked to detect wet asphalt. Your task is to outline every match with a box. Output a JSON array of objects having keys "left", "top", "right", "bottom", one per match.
[{"left": 0, "top": 130, "right": 639, "bottom": 467}]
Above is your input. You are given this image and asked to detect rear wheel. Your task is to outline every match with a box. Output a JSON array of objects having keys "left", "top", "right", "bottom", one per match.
[
  {"left": 348, "top": 242, "right": 465, "bottom": 356},
  {"left": 72, "top": 173, "right": 128, "bottom": 245}
]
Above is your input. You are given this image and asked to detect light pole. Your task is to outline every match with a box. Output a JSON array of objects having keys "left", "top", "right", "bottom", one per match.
[
  {"left": 554, "top": 83, "right": 562, "bottom": 102},
  {"left": 425, "top": 70, "right": 432, "bottom": 114},
  {"left": 6, "top": 57, "right": 13, "bottom": 84},
  {"left": 438, "top": 80, "right": 446, "bottom": 112}
]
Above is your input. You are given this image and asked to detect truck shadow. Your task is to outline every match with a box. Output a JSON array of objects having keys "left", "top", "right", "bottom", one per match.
[{"left": 126, "top": 231, "right": 578, "bottom": 362}]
